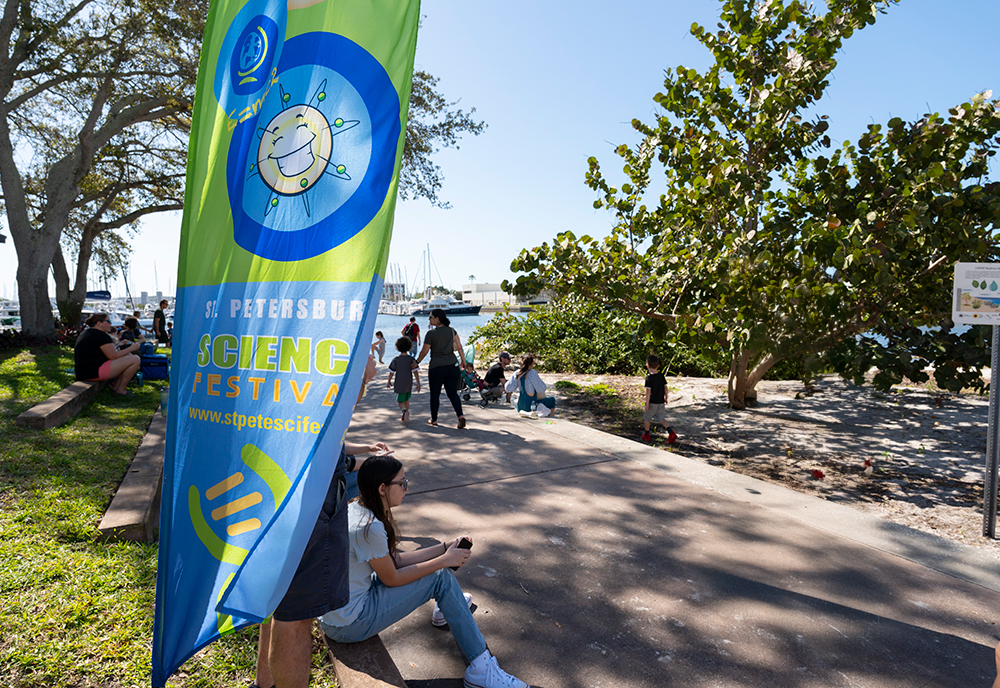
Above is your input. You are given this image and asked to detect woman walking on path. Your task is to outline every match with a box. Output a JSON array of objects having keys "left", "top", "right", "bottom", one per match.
[
  {"left": 415, "top": 309, "right": 467, "bottom": 428},
  {"left": 514, "top": 355, "right": 556, "bottom": 417},
  {"left": 319, "top": 455, "right": 528, "bottom": 688}
]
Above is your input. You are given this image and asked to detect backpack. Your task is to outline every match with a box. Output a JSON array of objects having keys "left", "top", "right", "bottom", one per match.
[{"left": 403, "top": 322, "right": 415, "bottom": 339}]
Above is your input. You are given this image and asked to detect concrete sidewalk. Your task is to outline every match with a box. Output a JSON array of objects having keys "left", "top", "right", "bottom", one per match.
[{"left": 346, "top": 379, "right": 1000, "bottom": 687}]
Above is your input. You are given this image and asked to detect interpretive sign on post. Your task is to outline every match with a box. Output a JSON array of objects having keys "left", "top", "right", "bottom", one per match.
[
  {"left": 953, "top": 262, "right": 1000, "bottom": 325},
  {"left": 954, "top": 263, "right": 1000, "bottom": 538}
]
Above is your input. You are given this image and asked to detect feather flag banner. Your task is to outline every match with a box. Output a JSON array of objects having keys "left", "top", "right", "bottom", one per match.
[{"left": 151, "top": 0, "right": 419, "bottom": 683}]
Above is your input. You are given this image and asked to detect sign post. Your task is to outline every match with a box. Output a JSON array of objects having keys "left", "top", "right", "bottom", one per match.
[{"left": 952, "top": 263, "right": 1000, "bottom": 538}]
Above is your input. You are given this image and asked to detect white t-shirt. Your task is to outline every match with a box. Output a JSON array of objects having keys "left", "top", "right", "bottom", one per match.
[{"left": 320, "top": 501, "right": 389, "bottom": 626}]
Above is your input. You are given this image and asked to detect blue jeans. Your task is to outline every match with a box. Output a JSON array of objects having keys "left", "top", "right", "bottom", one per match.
[
  {"left": 319, "top": 568, "right": 487, "bottom": 662},
  {"left": 345, "top": 466, "right": 359, "bottom": 502}
]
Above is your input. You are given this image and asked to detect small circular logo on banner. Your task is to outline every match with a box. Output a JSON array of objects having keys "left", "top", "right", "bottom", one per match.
[
  {"left": 213, "top": 0, "right": 287, "bottom": 115},
  {"left": 230, "top": 18, "right": 280, "bottom": 94},
  {"left": 227, "top": 32, "right": 401, "bottom": 263}
]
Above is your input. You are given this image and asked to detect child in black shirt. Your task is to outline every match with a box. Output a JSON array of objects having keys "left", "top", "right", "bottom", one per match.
[
  {"left": 387, "top": 337, "right": 421, "bottom": 425},
  {"left": 642, "top": 354, "right": 676, "bottom": 444}
]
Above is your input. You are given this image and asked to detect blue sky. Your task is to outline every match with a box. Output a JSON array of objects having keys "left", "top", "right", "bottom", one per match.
[{"left": 1, "top": 0, "right": 998, "bottom": 300}]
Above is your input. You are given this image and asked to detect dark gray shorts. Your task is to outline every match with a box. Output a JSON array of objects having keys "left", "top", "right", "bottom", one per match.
[{"left": 272, "top": 473, "right": 350, "bottom": 622}]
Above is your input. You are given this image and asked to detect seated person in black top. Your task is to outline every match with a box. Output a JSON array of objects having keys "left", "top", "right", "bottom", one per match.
[
  {"left": 484, "top": 351, "right": 512, "bottom": 402},
  {"left": 75, "top": 313, "right": 142, "bottom": 396},
  {"left": 119, "top": 317, "right": 145, "bottom": 344},
  {"left": 120, "top": 316, "right": 154, "bottom": 355}
]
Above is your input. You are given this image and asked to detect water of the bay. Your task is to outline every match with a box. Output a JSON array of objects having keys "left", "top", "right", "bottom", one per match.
[{"left": 373, "top": 311, "right": 526, "bottom": 351}]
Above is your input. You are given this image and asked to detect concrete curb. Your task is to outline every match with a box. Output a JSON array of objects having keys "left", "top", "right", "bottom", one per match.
[
  {"left": 98, "top": 406, "right": 165, "bottom": 542},
  {"left": 325, "top": 636, "right": 407, "bottom": 688},
  {"left": 15, "top": 380, "right": 107, "bottom": 429}
]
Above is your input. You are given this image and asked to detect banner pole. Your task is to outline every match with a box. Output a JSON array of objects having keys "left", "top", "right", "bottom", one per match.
[{"left": 984, "top": 324, "right": 999, "bottom": 538}]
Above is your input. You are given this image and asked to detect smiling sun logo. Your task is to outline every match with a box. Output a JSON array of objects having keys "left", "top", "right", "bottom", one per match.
[{"left": 249, "top": 79, "right": 359, "bottom": 218}]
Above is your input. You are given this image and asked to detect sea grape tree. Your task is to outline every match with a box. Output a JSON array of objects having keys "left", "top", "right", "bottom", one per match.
[{"left": 506, "top": 0, "right": 1000, "bottom": 407}]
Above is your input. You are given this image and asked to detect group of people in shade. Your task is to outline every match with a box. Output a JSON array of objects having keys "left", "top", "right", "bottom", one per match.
[
  {"left": 72, "top": 300, "right": 171, "bottom": 396},
  {"left": 252, "top": 350, "right": 529, "bottom": 688},
  {"left": 372, "top": 309, "right": 558, "bottom": 430}
]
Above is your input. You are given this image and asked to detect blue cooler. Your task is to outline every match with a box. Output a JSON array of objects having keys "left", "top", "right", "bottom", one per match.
[{"left": 140, "top": 353, "right": 170, "bottom": 380}]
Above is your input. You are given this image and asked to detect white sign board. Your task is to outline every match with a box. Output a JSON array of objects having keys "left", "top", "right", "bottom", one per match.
[{"left": 953, "top": 262, "right": 1000, "bottom": 324}]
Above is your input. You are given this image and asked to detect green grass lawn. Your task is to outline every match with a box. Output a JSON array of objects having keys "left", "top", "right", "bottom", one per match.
[{"left": 0, "top": 346, "right": 337, "bottom": 688}]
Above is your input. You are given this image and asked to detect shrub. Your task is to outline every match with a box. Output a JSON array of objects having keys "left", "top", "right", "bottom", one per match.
[
  {"left": 471, "top": 298, "right": 823, "bottom": 381},
  {"left": 471, "top": 297, "right": 727, "bottom": 376}
]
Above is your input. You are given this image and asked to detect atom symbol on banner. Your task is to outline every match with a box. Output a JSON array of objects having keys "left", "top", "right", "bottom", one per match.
[{"left": 248, "top": 79, "right": 359, "bottom": 218}]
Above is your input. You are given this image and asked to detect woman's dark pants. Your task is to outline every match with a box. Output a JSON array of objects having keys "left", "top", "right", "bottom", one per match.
[{"left": 428, "top": 364, "right": 463, "bottom": 422}]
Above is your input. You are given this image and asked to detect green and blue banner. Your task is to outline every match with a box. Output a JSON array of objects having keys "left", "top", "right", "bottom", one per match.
[{"left": 151, "top": 0, "right": 419, "bottom": 684}]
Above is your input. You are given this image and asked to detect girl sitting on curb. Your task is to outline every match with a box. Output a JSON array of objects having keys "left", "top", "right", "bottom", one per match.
[{"left": 319, "top": 455, "right": 528, "bottom": 688}]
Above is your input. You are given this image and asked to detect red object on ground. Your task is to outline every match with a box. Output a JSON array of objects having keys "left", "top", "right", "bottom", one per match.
[{"left": 812, "top": 469, "right": 825, "bottom": 480}]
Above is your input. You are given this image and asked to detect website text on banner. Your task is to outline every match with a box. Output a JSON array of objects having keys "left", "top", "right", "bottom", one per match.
[{"left": 151, "top": 0, "right": 420, "bottom": 684}]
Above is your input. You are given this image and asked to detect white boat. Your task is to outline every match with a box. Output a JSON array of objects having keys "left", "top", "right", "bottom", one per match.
[
  {"left": 389, "top": 245, "right": 482, "bottom": 316},
  {"left": 0, "top": 301, "right": 20, "bottom": 331},
  {"left": 378, "top": 299, "right": 410, "bottom": 316},
  {"left": 406, "top": 293, "right": 482, "bottom": 316}
]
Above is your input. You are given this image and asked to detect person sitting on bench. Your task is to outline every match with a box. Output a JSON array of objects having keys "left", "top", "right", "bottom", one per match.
[{"left": 75, "top": 313, "right": 141, "bottom": 397}]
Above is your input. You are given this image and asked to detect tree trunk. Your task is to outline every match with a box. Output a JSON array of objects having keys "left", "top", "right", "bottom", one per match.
[
  {"left": 52, "top": 248, "right": 87, "bottom": 327},
  {"left": 0, "top": 102, "right": 61, "bottom": 337},
  {"left": 10, "top": 219, "right": 65, "bottom": 337},
  {"left": 15, "top": 258, "right": 56, "bottom": 336},
  {"left": 4, "top": 142, "right": 87, "bottom": 335},
  {"left": 727, "top": 349, "right": 781, "bottom": 409},
  {"left": 728, "top": 348, "right": 753, "bottom": 409}
]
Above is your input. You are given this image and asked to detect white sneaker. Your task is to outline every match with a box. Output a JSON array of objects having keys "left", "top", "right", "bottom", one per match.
[
  {"left": 431, "top": 591, "right": 472, "bottom": 627},
  {"left": 463, "top": 654, "right": 527, "bottom": 688}
]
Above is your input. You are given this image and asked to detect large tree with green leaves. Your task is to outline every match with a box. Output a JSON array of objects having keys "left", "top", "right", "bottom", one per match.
[
  {"left": 37, "top": 118, "right": 189, "bottom": 325},
  {"left": 2, "top": 1, "right": 484, "bottom": 336},
  {"left": 0, "top": 0, "right": 200, "bottom": 336},
  {"left": 507, "top": 0, "right": 1000, "bottom": 408},
  {"left": 400, "top": 69, "right": 486, "bottom": 209}
]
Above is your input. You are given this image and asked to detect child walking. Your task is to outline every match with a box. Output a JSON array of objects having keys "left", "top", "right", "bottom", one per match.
[
  {"left": 371, "top": 331, "right": 387, "bottom": 364},
  {"left": 642, "top": 354, "right": 676, "bottom": 444},
  {"left": 388, "top": 337, "right": 420, "bottom": 425}
]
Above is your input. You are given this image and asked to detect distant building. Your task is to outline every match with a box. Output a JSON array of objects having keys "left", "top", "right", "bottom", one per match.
[
  {"left": 140, "top": 291, "right": 148, "bottom": 305},
  {"left": 382, "top": 282, "right": 406, "bottom": 301},
  {"left": 461, "top": 283, "right": 548, "bottom": 307}
]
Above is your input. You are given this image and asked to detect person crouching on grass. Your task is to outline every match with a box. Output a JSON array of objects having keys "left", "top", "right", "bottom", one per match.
[
  {"left": 387, "top": 337, "right": 420, "bottom": 425},
  {"left": 642, "top": 354, "right": 677, "bottom": 444}
]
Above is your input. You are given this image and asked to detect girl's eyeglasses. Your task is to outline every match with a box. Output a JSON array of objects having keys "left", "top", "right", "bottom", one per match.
[{"left": 386, "top": 478, "right": 409, "bottom": 490}]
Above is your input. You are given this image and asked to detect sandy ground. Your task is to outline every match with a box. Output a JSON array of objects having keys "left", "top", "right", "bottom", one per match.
[{"left": 525, "top": 372, "right": 1000, "bottom": 555}]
